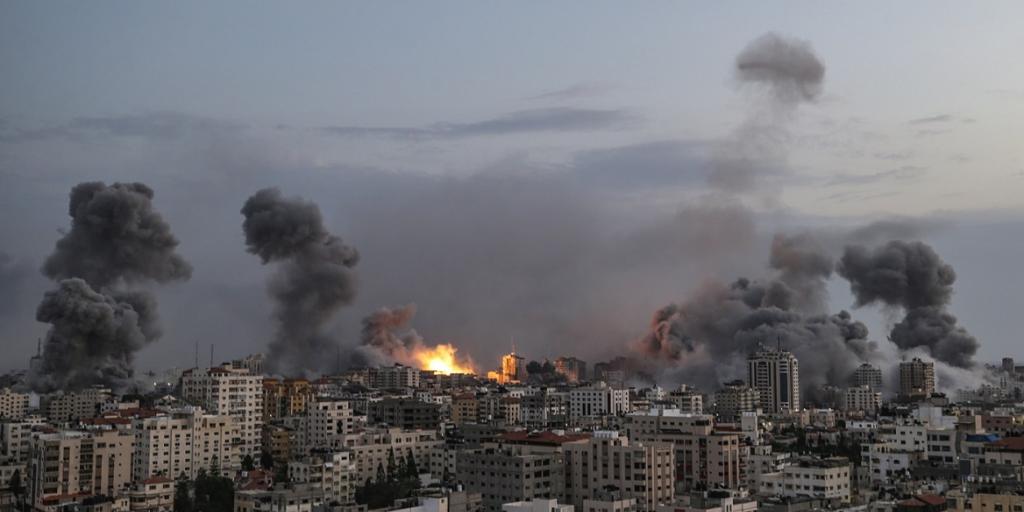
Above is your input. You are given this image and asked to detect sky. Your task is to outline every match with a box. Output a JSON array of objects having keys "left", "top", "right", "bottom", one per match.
[{"left": 1, "top": 1, "right": 1022, "bottom": 381}]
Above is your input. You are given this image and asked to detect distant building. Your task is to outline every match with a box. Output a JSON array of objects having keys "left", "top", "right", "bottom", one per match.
[
  {"left": 758, "top": 457, "right": 851, "bottom": 502},
  {"left": 841, "top": 385, "right": 882, "bottom": 415},
  {"left": 41, "top": 386, "right": 112, "bottom": 422},
  {"left": 851, "top": 363, "right": 883, "bottom": 390},
  {"left": 457, "top": 444, "right": 565, "bottom": 512},
  {"left": 715, "top": 380, "right": 760, "bottom": 421},
  {"left": 263, "top": 378, "right": 313, "bottom": 421},
  {"left": 501, "top": 353, "right": 526, "bottom": 384},
  {"left": 369, "top": 365, "right": 421, "bottom": 389},
  {"left": 899, "top": 358, "right": 936, "bottom": 400},
  {"left": 554, "top": 357, "right": 587, "bottom": 383},
  {"left": 747, "top": 348, "right": 800, "bottom": 414},
  {"left": 569, "top": 382, "right": 629, "bottom": 420},
  {"left": 0, "top": 388, "right": 29, "bottom": 420},
  {"left": 667, "top": 385, "right": 703, "bottom": 414},
  {"left": 232, "top": 353, "right": 266, "bottom": 375},
  {"left": 181, "top": 364, "right": 264, "bottom": 456},
  {"left": 334, "top": 428, "right": 441, "bottom": 484},
  {"left": 133, "top": 407, "right": 239, "bottom": 480},
  {"left": 368, "top": 398, "right": 440, "bottom": 430}
]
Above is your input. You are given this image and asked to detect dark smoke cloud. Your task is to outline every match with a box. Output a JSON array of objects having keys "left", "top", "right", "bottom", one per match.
[
  {"left": 241, "top": 187, "right": 359, "bottom": 375},
  {"left": 770, "top": 234, "right": 833, "bottom": 314},
  {"left": 735, "top": 33, "right": 825, "bottom": 104},
  {"left": 42, "top": 182, "right": 193, "bottom": 287},
  {"left": 31, "top": 182, "right": 190, "bottom": 392},
  {"left": 838, "top": 240, "right": 978, "bottom": 368},
  {"left": 33, "top": 279, "right": 153, "bottom": 391}
]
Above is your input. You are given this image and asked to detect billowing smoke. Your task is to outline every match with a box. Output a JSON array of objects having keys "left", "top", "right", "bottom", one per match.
[
  {"left": 356, "top": 304, "right": 425, "bottom": 366},
  {"left": 634, "top": 234, "right": 875, "bottom": 397},
  {"left": 31, "top": 182, "right": 191, "bottom": 392},
  {"left": 241, "top": 187, "right": 359, "bottom": 375},
  {"left": 838, "top": 240, "right": 978, "bottom": 368}
]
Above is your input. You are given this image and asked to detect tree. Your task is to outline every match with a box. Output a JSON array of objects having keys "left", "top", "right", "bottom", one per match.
[
  {"left": 376, "top": 462, "right": 386, "bottom": 484},
  {"left": 386, "top": 448, "right": 397, "bottom": 481},
  {"left": 194, "top": 471, "right": 234, "bottom": 512},
  {"left": 241, "top": 454, "right": 255, "bottom": 471},
  {"left": 173, "top": 479, "right": 193, "bottom": 512},
  {"left": 405, "top": 453, "right": 418, "bottom": 478},
  {"left": 259, "top": 451, "right": 274, "bottom": 470},
  {"left": 8, "top": 469, "right": 23, "bottom": 511}
]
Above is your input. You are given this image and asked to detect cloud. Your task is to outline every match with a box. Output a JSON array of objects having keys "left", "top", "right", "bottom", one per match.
[
  {"left": 825, "top": 165, "right": 927, "bottom": 187},
  {"left": 568, "top": 140, "right": 711, "bottom": 189},
  {"left": 0, "top": 112, "right": 244, "bottom": 143},
  {"left": 526, "top": 83, "right": 614, "bottom": 102},
  {"left": 909, "top": 114, "right": 954, "bottom": 125},
  {"left": 317, "top": 107, "right": 638, "bottom": 139}
]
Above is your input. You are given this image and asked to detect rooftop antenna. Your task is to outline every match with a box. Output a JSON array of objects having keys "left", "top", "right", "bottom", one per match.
[
  {"left": 194, "top": 341, "right": 199, "bottom": 369},
  {"left": 209, "top": 344, "right": 214, "bottom": 368},
  {"left": 776, "top": 335, "right": 782, "bottom": 352},
  {"left": 511, "top": 336, "right": 516, "bottom": 355}
]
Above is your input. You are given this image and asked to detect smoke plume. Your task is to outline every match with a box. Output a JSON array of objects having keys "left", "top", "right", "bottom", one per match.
[
  {"left": 634, "top": 234, "right": 874, "bottom": 397},
  {"left": 241, "top": 187, "right": 359, "bottom": 375},
  {"left": 735, "top": 33, "right": 825, "bottom": 104},
  {"left": 838, "top": 240, "right": 978, "bottom": 368},
  {"left": 356, "top": 304, "right": 425, "bottom": 366},
  {"left": 32, "top": 182, "right": 190, "bottom": 392}
]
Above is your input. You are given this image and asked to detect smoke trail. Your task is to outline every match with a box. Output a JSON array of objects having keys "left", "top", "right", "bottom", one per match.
[
  {"left": 838, "top": 240, "right": 978, "bottom": 368},
  {"left": 711, "top": 33, "right": 825, "bottom": 192},
  {"left": 32, "top": 182, "right": 190, "bottom": 392},
  {"left": 241, "top": 187, "right": 359, "bottom": 375}
]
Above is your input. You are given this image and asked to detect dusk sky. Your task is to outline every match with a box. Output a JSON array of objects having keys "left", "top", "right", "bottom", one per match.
[{"left": 1, "top": 2, "right": 1022, "bottom": 381}]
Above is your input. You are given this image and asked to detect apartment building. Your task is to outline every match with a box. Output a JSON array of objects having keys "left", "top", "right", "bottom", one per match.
[
  {"left": 714, "top": 381, "right": 760, "bottom": 422},
  {"left": 554, "top": 357, "right": 587, "bottom": 383},
  {"left": 899, "top": 358, "right": 936, "bottom": 400},
  {"left": 564, "top": 431, "right": 675, "bottom": 512},
  {"left": 569, "top": 383, "right": 630, "bottom": 420},
  {"left": 625, "top": 410, "right": 745, "bottom": 492},
  {"left": 0, "top": 388, "right": 29, "bottom": 420},
  {"left": 747, "top": 348, "right": 800, "bottom": 415},
  {"left": 288, "top": 449, "right": 355, "bottom": 505},
  {"left": 456, "top": 443, "right": 565, "bottom": 512},
  {"left": 28, "top": 430, "right": 134, "bottom": 508},
  {"left": 263, "top": 378, "right": 313, "bottom": 421},
  {"left": 41, "top": 387, "right": 112, "bottom": 422},
  {"left": 368, "top": 398, "right": 440, "bottom": 430},
  {"left": 369, "top": 365, "right": 421, "bottom": 390},
  {"left": 333, "top": 428, "right": 441, "bottom": 484},
  {"left": 451, "top": 395, "right": 479, "bottom": 426},
  {"left": 132, "top": 407, "right": 239, "bottom": 481},
  {"left": 841, "top": 386, "right": 882, "bottom": 416},
  {"left": 757, "top": 457, "right": 851, "bottom": 502},
  {"left": 181, "top": 365, "right": 264, "bottom": 456}
]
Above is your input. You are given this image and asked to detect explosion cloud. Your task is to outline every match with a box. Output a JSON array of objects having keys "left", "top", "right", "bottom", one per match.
[
  {"left": 32, "top": 182, "right": 191, "bottom": 392},
  {"left": 735, "top": 32, "right": 826, "bottom": 104},
  {"left": 241, "top": 187, "right": 359, "bottom": 375},
  {"left": 838, "top": 240, "right": 978, "bottom": 368}
]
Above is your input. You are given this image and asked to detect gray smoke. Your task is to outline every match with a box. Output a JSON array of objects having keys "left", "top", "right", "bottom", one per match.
[
  {"left": 355, "top": 304, "right": 426, "bottom": 367},
  {"left": 241, "top": 187, "right": 360, "bottom": 375},
  {"left": 634, "top": 236, "right": 874, "bottom": 397},
  {"left": 735, "top": 32, "right": 825, "bottom": 104},
  {"left": 711, "top": 33, "right": 825, "bottom": 194},
  {"left": 31, "top": 182, "right": 190, "bottom": 392},
  {"left": 838, "top": 240, "right": 978, "bottom": 368}
]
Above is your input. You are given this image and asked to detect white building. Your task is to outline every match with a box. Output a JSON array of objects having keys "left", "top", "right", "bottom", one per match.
[
  {"left": 747, "top": 348, "right": 799, "bottom": 414},
  {"left": 758, "top": 457, "right": 851, "bottom": 502},
  {"left": 132, "top": 406, "right": 240, "bottom": 481},
  {"left": 181, "top": 364, "right": 264, "bottom": 456},
  {"left": 332, "top": 428, "right": 441, "bottom": 484},
  {"left": 288, "top": 450, "right": 355, "bottom": 505},
  {"left": 569, "top": 383, "right": 630, "bottom": 420},
  {"left": 503, "top": 500, "right": 573, "bottom": 512},
  {"left": 841, "top": 386, "right": 881, "bottom": 415}
]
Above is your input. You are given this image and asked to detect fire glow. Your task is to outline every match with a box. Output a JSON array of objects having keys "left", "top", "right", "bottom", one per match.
[{"left": 413, "top": 343, "right": 475, "bottom": 375}]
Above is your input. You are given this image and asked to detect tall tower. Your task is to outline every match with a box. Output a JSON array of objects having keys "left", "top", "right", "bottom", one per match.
[
  {"left": 501, "top": 352, "right": 526, "bottom": 384},
  {"left": 747, "top": 347, "right": 800, "bottom": 414},
  {"left": 899, "top": 358, "right": 936, "bottom": 400}
]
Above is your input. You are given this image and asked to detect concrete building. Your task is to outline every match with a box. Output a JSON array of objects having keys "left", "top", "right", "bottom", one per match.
[
  {"left": 28, "top": 430, "right": 134, "bottom": 508},
  {"left": 554, "top": 357, "right": 587, "bottom": 383},
  {"left": 304, "top": 399, "right": 354, "bottom": 453},
  {"left": 0, "top": 419, "right": 36, "bottom": 464},
  {"left": 232, "top": 353, "right": 266, "bottom": 376},
  {"left": 501, "top": 353, "right": 527, "bottom": 385},
  {"left": 451, "top": 394, "right": 479, "bottom": 426},
  {"left": 127, "top": 476, "right": 175, "bottom": 512},
  {"left": 456, "top": 443, "right": 566, "bottom": 512},
  {"left": 971, "top": 492, "right": 1024, "bottom": 512},
  {"left": 851, "top": 363, "right": 883, "bottom": 390},
  {"left": 840, "top": 385, "right": 882, "bottom": 415},
  {"left": 236, "top": 484, "right": 326, "bottom": 512},
  {"left": 181, "top": 364, "right": 264, "bottom": 456},
  {"left": 370, "top": 365, "right": 422, "bottom": 389},
  {"left": 747, "top": 348, "right": 799, "bottom": 415},
  {"left": 899, "top": 358, "right": 936, "bottom": 400},
  {"left": 41, "top": 387, "right": 112, "bottom": 422},
  {"left": 667, "top": 386, "right": 703, "bottom": 415},
  {"left": 564, "top": 431, "right": 674, "bottom": 512},
  {"left": 624, "top": 410, "right": 743, "bottom": 492},
  {"left": 0, "top": 389, "right": 29, "bottom": 420},
  {"left": 503, "top": 500, "right": 573, "bottom": 512},
  {"left": 569, "top": 383, "right": 629, "bottom": 420},
  {"left": 757, "top": 457, "right": 851, "bottom": 502},
  {"left": 263, "top": 378, "right": 313, "bottom": 421},
  {"left": 368, "top": 398, "right": 441, "bottom": 430},
  {"left": 132, "top": 407, "right": 239, "bottom": 481},
  {"left": 334, "top": 428, "right": 441, "bottom": 484},
  {"left": 287, "top": 449, "right": 355, "bottom": 505},
  {"left": 714, "top": 381, "right": 760, "bottom": 422}
]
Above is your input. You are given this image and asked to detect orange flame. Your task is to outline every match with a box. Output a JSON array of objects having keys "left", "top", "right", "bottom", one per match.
[{"left": 412, "top": 343, "right": 475, "bottom": 375}]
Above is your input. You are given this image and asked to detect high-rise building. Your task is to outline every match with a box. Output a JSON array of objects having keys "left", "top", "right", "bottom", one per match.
[
  {"left": 456, "top": 443, "right": 566, "bottom": 512},
  {"left": 181, "top": 364, "right": 264, "bottom": 456},
  {"left": 715, "top": 380, "right": 760, "bottom": 421},
  {"left": 899, "top": 358, "right": 936, "bottom": 399},
  {"left": 367, "top": 398, "right": 440, "bottom": 430},
  {"left": 841, "top": 385, "right": 882, "bottom": 415},
  {"left": 554, "top": 357, "right": 587, "bottom": 383},
  {"left": 28, "top": 430, "right": 134, "bottom": 508},
  {"left": 667, "top": 385, "right": 703, "bottom": 414},
  {"left": 563, "top": 431, "right": 675, "bottom": 512},
  {"left": 41, "top": 387, "right": 112, "bottom": 422},
  {"left": 747, "top": 348, "right": 800, "bottom": 414},
  {"left": 263, "top": 378, "right": 313, "bottom": 421},
  {"left": 333, "top": 427, "right": 441, "bottom": 484},
  {"left": 852, "top": 363, "right": 883, "bottom": 390},
  {"left": 132, "top": 407, "right": 240, "bottom": 480},
  {"left": 501, "top": 353, "right": 526, "bottom": 384},
  {"left": 569, "top": 382, "right": 630, "bottom": 420}
]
